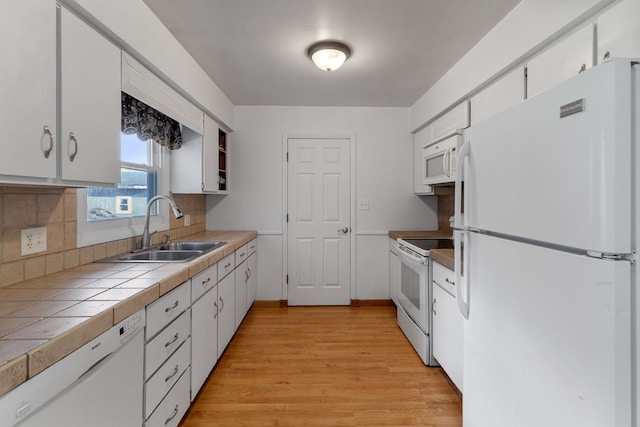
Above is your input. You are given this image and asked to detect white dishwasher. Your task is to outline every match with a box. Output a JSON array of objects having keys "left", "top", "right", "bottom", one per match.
[{"left": 0, "top": 310, "right": 145, "bottom": 427}]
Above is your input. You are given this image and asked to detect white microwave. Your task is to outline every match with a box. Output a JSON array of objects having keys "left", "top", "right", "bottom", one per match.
[{"left": 422, "top": 131, "right": 463, "bottom": 186}]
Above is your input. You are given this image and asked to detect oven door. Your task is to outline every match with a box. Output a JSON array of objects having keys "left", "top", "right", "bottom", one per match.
[{"left": 397, "top": 248, "right": 428, "bottom": 332}]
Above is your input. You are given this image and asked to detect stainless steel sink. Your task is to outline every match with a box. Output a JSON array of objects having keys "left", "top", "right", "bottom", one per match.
[
  {"left": 98, "top": 240, "right": 226, "bottom": 263},
  {"left": 113, "top": 250, "right": 203, "bottom": 262},
  {"left": 158, "top": 241, "right": 226, "bottom": 252}
]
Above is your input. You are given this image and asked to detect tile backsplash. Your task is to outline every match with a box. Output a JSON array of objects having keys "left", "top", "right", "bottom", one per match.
[{"left": 0, "top": 186, "right": 205, "bottom": 287}]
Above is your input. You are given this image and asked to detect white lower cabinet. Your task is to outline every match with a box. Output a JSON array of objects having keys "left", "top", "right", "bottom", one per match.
[
  {"left": 389, "top": 238, "right": 400, "bottom": 305},
  {"left": 145, "top": 367, "right": 191, "bottom": 427},
  {"left": 217, "top": 271, "right": 236, "bottom": 358},
  {"left": 431, "top": 262, "right": 463, "bottom": 390},
  {"left": 145, "top": 281, "right": 191, "bottom": 426},
  {"left": 190, "top": 263, "right": 219, "bottom": 399},
  {"left": 246, "top": 251, "right": 257, "bottom": 308},
  {"left": 235, "top": 245, "right": 249, "bottom": 328}
]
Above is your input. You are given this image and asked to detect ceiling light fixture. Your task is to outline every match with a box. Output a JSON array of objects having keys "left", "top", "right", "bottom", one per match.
[{"left": 307, "top": 41, "right": 351, "bottom": 72}]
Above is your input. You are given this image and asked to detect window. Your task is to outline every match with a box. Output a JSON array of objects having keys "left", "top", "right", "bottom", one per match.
[
  {"left": 86, "top": 133, "right": 160, "bottom": 221},
  {"left": 77, "top": 133, "right": 171, "bottom": 247}
]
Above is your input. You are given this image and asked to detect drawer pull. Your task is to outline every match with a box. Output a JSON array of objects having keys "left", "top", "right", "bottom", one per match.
[
  {"left": 164, "top": 405, "right": 179, "bottom": 425},
  {"left": 240, "top": 252, "right": 245, "bottom": 258},
  {"left": 445, "top": 277, "right": 455, "bottom": 286},
  {"left": 202, "top": 277, "right": 211, "bottom": 286},
  {"left": 219, "top": 296, "right": 224, "bottom": 312},
  {"left": 224, "top": 262, "right": 231, "bottom": 269},
  {"left": 165, "top": 300, "right": 179, "bottom": 313},
  {"left": 164, "top": 365, "right": 179, "bottom": 383},
  {"left": 164, "top": 333, "right": 179, "bottom": 348},
  {"left": 43, "top": 125, "right": 54, "bottom": 158}
]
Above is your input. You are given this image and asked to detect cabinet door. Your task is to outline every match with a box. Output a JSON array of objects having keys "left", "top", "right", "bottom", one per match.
[
  {"left": 60, "top": 7, "right": 120, "bottom": 184},
  {"left": 246, "top": 252, "right": 257, "bottom": 308},
  {"left": 0, "top": 1, "right": 57, "bottom": 180},
  {"left": 190, "top": 288, "right": 218, "bottom": 399},
  {"left": 597, "top": 0, "right": 640, "bottom": 64},
  {"left": 217, "top": 272, "right": 235, "bottom": 358},
  {"left": 527, "top": 24, "right": 594, "bottom": 98},
  {"left": 235, "top": 261, "right": 248, "bottom": 328},
  {"left": 471, "top": 67, "right": 525, "bottom": 126},
  {"left": 432, "top": 283, "right": 463, "bottom": 390},
  {"left": 202, "top": 115, "right": 220, "bottom": 192},
  {"left": 414, "top": 128, "right": 434, "bottom": 195}
]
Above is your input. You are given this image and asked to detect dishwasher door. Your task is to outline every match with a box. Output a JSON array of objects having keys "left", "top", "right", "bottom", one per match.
[{"left": 19, "top": 330, "right": 144, "bottom": 427}]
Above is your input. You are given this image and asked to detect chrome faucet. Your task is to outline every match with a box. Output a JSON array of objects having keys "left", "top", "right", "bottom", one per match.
[{"left": 141, "top": 195, "right": 183, "bottom": 250}]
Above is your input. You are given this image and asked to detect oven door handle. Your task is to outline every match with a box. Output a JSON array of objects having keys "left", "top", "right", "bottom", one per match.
[{"left": 397, "top": 247, "right": 425, "bottom": 266}]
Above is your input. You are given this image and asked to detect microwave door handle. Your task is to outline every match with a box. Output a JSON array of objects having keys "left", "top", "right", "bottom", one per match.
[{"left": 443, "top": 149, "right": 450, "bottom": 177}]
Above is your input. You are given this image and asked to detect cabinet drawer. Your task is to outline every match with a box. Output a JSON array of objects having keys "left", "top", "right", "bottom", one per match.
[
  {"left": 145, "top": 309, "right": 190, "bottom": 379},
  {"left": 218, "top": 253, "right": 235, "bottom": 279},
  {"left": 146, "top": 282, "right": 190, "bottom": 339},
  {"left": 191, "top": 264, "right": 217, "bottom": 303},
  {"left": 145, "top": 367, "right": 190, "bottom": 427},
  {"left": 248, "top": 239, "right": 257, "bottom": 255},
  {"left": 432, "top": 261, "right": 456, "bottom": 297},
  {"left": 145, "top": 337, "right": 190, "bottom": 418},
  {"left": 235, "top": 244, "right": 248, "bottom": 265}
]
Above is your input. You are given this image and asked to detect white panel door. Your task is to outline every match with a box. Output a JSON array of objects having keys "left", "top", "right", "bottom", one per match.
[
  {"left": 191, "top": 287, "right": 218, "bottom": 399},
  {"left": 287, "top": 138, "right": 351, "bottom": 305},
  {"left": 60, "top": 7, "right": 121, "bottom": 184},
  {"left": 463, "top": 232, "right": 631, "bottom": 427},
  {"left": 0, "top": 0, "right": 57, "bottom": 179}
]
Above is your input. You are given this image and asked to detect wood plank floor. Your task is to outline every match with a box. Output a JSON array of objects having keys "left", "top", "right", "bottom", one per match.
[{"left": 180, "top": 306, "right": 462, "bottom": 427}]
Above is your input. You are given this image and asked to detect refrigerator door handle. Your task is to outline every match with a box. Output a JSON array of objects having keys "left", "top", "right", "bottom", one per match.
[
  {"left": 454, "top": 229, "right": 470, "bottom": 319},
  {"left": 454, "top": 141, "right": 470, "bottom": 229}
]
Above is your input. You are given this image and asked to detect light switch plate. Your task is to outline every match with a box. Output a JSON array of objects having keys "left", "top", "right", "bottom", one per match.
[
  {"left": 184, "top": 214, "right": 191, "bottom": 226},
  {"left": 358, "top": 199, "right": 369, "bottom": 210},
  {"left": 21, "top": 227, "right": 47, "bottom": 256}
]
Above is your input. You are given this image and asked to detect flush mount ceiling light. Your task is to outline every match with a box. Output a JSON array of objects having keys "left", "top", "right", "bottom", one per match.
[{"left": 307, "top": 41, "right": 351, "bottom": 72}]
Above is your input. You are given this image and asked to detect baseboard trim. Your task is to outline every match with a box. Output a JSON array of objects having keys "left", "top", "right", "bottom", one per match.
[{"left": 350, "top": 299, "right": 394, "bottom": 307}]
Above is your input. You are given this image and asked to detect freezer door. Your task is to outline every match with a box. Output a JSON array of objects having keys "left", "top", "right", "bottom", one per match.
[
  {"left": 465, "top": 59, "right": 632, "bottom": 254},
  {"left": 463, "top": 233, "right": 631, "bottom": 427}
]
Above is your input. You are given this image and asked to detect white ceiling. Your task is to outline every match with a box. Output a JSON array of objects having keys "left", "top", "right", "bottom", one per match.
[{"left": 142, "top": 0, "right": 521, "bottom": 107}]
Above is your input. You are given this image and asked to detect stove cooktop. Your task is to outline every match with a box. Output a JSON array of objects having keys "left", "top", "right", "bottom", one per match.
[{"left": 397, "top": 238, "right": 453, "bottom": 257}]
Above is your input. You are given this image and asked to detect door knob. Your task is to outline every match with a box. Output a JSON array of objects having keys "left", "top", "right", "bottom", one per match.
[{"left": 338, "top": 227, "right": 350, "bottom": 234}]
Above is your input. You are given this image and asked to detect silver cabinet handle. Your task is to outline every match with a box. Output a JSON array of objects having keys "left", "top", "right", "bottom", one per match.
[
  {"left": 165, "top": 300, "right": 179, "bottom": 313},
  {"left": 214, "top": 301, "right": 218, "bottom": 319},
  {"left": 164, "top": 405, "right": 179, "bottom": 425},
  {"left": 164, "top": 332, "right": 179, "bottom": 348},
  {"left": 43, "top": 126, "right": 54, "bottom": 158},
  {"left": 445, "top": 277, "right": 456, "bottom": 286},
  {"left": 219, "top": 296, "right": 224, "bottom": 312},
  {"left": 164, "top": 365, "right": 179, "bottom": 383},
  {"left": 68, "top": 132, "right": 78, "bottom": 162},
  {"left": 338, "top": 227, "right": 349, "bottom": 234},
  {"left": 202, "top": 277, "right": 211, "bottom": 286},
  {"left": 433, "top": 298, "right": 437, "bottom": 316}
]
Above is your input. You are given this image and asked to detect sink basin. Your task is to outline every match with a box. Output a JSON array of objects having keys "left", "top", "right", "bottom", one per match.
[
  {"left": 158, "top": 241, "right": 226, "bottom": 252},
  {"left": 113, "top": 250, "right": 203, "bottom": 262},
  {"left": 98, "top": 240, "right": 226, "bottom": 263}
]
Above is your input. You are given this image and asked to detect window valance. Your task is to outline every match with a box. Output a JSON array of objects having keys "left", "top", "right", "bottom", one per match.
[{"left": 121, "top": 92, "right": 183, "bottom": 150}]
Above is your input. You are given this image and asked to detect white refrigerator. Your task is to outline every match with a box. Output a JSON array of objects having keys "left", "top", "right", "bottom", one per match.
[{"left": 453, "top": 58, "right": 637, "bottom": 427}]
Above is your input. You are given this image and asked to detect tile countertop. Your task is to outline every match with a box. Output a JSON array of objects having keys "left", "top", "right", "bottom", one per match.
[
  {"left": 388, "top": 230, "right": 455, "bottom": 271},
  {"left": 0, "top": 230, "right": 256, "bottom": 397}
]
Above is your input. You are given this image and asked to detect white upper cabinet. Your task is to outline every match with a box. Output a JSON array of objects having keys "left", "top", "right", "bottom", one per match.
[
  {"left": 171, "top": 114, "right": 229, "bottom": 194},
  {"left": 526, "top": 24, "right": 594, "bottom": 99},
  {"left": 59, "top": 6, "right": 121, "bottom": 185},
  {"left": 597, "top": 0, "right": 640, "bottom": 64},
  {"left": 431, "top": 101, "right": 470, "bottom": 142},
  {"left": 0, "top": 1, "right": 57, "bottom": 181},
  {"left": 471, "top": 67, "right": 525, "bottom": 126}
]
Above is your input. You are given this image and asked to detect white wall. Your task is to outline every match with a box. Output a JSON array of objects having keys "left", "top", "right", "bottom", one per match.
[
  {"left": 207, "top": 106, "right": 438, "bottom": 300},
  {"left": 411, "top": 0, "right": 615, "bottom": 130}
]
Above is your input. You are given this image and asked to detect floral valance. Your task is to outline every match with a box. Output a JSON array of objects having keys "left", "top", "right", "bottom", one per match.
[{"left": 121, "top": 92, "right": 183, "bottom": 150}]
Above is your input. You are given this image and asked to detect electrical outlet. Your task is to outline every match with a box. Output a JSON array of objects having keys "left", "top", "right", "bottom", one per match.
[
  {"left": 184, "top": 214, "right": 191, "bottom": 227},
  {"left": 358, "top": 199, "right": 369, "bottom": 210},
  {"left": 21, "top": 227, "right": 47, "bottom": 256}
]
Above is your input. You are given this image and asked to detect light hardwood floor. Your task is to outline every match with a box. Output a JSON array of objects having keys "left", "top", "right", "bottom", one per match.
[{"left": 180, "top": 305, "right": 462, "bottom": 427}]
